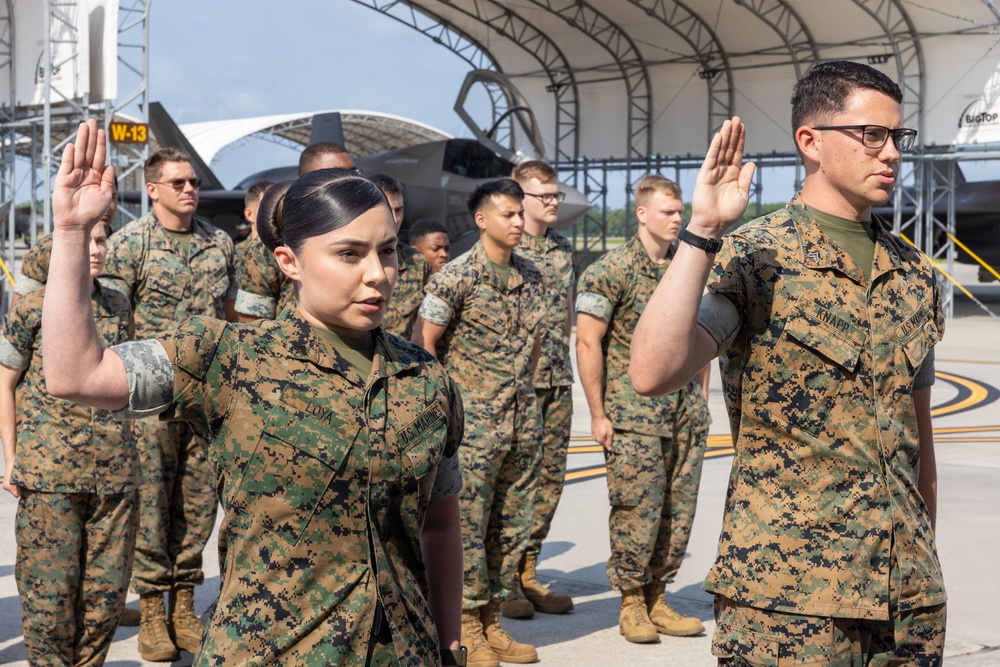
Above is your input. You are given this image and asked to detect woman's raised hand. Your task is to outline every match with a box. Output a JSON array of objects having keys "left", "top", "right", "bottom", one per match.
[{"left": 52, "top": 119, "right": 116, "bottom": 234}]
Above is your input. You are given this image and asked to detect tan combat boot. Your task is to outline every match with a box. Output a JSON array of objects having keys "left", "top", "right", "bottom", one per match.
[
  {"left": 643, "top": 582, "right": 705, "bottom": 637},
  {"left": 520, "top": 552, "right": 574, "bottom": 614},
  {"left": 619, "top": 588, "right": 659, "bottom": 644},
  {"left": 481, "top": 601, "right": 538, "bottom": 663},
  {"left": 169, "top": 587, "right": 205, "bottom": 654},
  {"left": 499, "top": 580, "right": 536, "bottom": 619},
  {"left": 461, "top": 608, "right": 500, "bottom": 667},
  {"left": 138, "top": 593, "right": 177, "bottom": 662}
]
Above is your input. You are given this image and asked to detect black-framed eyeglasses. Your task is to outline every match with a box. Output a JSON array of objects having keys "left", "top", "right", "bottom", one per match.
[
  {"left": 811, "top": 124, "right": 917, "bottom": 153},
  {"left": 151, "top": 177, "right": 202, "bottom": 190},
  {"left": 524, "top": 191, "right": 566, "bottom": 205}
]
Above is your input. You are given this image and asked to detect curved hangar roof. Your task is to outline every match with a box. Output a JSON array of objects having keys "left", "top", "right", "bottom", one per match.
[
  {"left": 355, "top": 0, "right": 1000, "bottom": 161},
  {"left": 177, "top": 110, "right": 452, "bottom": 168}
]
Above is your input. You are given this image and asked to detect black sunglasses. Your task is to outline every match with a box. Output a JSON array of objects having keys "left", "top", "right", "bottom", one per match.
[{"left": 151, "top": 177, "right": 203, "bottom": 190}]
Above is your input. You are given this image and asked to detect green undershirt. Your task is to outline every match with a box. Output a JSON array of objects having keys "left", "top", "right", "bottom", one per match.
[
  {"left": 528, "top": 232, "right": 548, "bottom": 251},
  {"left": 488, "top": 258, "right": 512, "bottom": 287},
  {"left": 310, "top": 326, "right": 376, "bottom": 378},
  {"left": 164, "top": 228, "right": 192, "bottom": 257},
  {"left": 807, "top": 205, "right": 877, "bottom": 282}
]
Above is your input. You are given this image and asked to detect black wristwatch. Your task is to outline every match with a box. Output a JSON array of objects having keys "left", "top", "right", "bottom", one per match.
[
  {"left": 441, "top": 646, "right": 468, "bottom": 667},
  {"left": 678, "top": 227, "right": 723, "bottom": 254}
]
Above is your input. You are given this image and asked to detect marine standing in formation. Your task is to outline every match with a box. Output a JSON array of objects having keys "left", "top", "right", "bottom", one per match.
[
  {"left": 100, "top": 146, "right": 237, "bottom": 661},
  {"left": 631, "top": 61, "right": 947, "bottom": 664},
  {"left": 370, "top": 173, "right": 432, "bottom": 339},
  {"left": 1, "top": 213, "right": 139, "bottom": 667},
  {"left": 413, "top": 178, "right": 543, "bottom": 667},
  {"left": 42, "top": 121, "right": 466, "bottom": 667},
  {"left": 501, "top": 160, "right": 576, "bottom": 619},
  {"left": 576, "top": 174, "right": 711, "bottom": 643},
  {"left": 234, "top": 142, "right": 357, "bottom": 321},
  {"left": 409, "top": 219, "right": 452, "bottom": 273}
]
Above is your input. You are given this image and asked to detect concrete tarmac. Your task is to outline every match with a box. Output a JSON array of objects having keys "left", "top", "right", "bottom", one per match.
[{"left": 1, "top": 267, "right": 999, "bottom": 665}]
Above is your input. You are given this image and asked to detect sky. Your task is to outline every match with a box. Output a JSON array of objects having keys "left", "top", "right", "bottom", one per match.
[{"left": 146, "top": 0, "right": 487, "bottom": 188}]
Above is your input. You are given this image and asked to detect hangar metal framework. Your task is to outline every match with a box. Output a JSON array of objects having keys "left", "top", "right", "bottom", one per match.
[{"left": 348, "top": 0, "right": 1000, "bottom": 319}]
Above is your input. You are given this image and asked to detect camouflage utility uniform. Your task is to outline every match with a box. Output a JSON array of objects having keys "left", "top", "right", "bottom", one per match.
[
  {"left": 1, "top": 283, "right": 138, "bottom": 667},
  {"left": 102, "top": 212, "right": 236, "bottom": 596},
  {"left": 419, "top": 241, "right": 544, "bottom": 608},
  {"left": 516, "top": 229, "right": 574, "bottom": 562},
  {"left": 111, "top": 311, "right": 463, "bottom": 665},
  {"left": 234, "top": 237, "right": 295, "bottom": 319},
  {"left": 382, "top": 243, "right": 432, "bottom": 339},
  {"left": 13, "top": 233, "right": 52, "bottom": 297},
  {"left": 701, "top": 196, "right": 947, "bottom": 663},
  {"left": 576, "top": 236, "right": 710, "bottom": 591}
]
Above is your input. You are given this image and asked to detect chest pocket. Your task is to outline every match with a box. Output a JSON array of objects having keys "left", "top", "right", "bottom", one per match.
[
  {"left": 751, "top": 306, "right": 865, "bottom": 439},
  {"left": 897, "top": 310, "right": 939, "bottom": 374},
  {"left": 231, "top": 400, "right": 359, "bottom": 545},
  {"left": 465, "top": 305, "right": 507, "bottom": 353}
]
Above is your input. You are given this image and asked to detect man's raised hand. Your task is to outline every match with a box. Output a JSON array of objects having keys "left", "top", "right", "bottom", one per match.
[
  {"left": 688, "top": 116, "right": 756, "bottom": 237},
  {"left": 53, "top": 119, "right": 116, "bottom": 233}
]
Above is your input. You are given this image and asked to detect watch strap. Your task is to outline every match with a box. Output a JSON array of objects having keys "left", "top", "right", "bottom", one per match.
[
  {"left": 441, "top": 647, "right": 468, "bottom": 667},
  {"left": 679, "top": 227, "right": 723, "bottom": 254}
]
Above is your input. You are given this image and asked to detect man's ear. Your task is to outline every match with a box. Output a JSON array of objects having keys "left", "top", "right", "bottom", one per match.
[
  {"left": 635, "top": 204, "right": 647, "bottom": 225},
  {"left": 795, "top": 126, "right": 820, "bottom": 164},
  {"left": 145, "top": 182, "right": 158, "bottom": 203},
  {"left": 273, "top": 246, "right": 300, "bottom": 281},
  {"left": 474, "top": 210, "right": 487, "bottom": 232}
]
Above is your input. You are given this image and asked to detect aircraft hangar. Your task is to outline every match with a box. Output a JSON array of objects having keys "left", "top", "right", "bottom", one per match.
[{"left": 3, "top": 1, "right": 1000, "bottom": 317}]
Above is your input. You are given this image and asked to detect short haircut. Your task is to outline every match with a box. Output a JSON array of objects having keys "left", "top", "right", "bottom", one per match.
[
  {"left": 511, "top": 160, "right": 557, "bottom": 184},
  {"left": 409, "top": 218, "right": 448, "bottom": 243},
  {"left": 257, "top": 169, "right": 388, "bottom": 254},
  {"left": 634, "top": 174, "right": 682, "bottom": 209},
  {"left": 298, "top": 142, "right": 350, "bottom": 176},
  {"left": 368, "top": 173, "right": 403, "bottom": 198},
  {"left": 467, "top": 178, "right": 524, "bottom": 215},
  {"left": 791, "top": 60, "right": 902, "bottom": 133},
  {"left": 145, "top": 147, "right": 192, "bottom": 183},
  {"left": 245, "top": 180, "right": 274, "bottom": 209}
]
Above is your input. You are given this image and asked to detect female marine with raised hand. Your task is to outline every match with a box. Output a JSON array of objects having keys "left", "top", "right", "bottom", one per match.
[{"left": 43, "top": 119, "right": 466, "bottom": 667}]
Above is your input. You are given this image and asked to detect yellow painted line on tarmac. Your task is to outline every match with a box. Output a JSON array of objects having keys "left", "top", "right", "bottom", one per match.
[
  {"left": 938, "top": 359, "right": 1000, "bottom": 366},
  {"left": 564, "top": 465, "right": 609, "bottom": 482},
  {"left": 934, "top": 425, "right": 1000, "bottom": 434},
  {"left": 932, "top": 371, "right": 990, "bottom": 417},
  {"left": 934, "top": 437, "right": 1000, "bottom": 443}
]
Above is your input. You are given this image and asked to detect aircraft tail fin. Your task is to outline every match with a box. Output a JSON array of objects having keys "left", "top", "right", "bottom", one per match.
[
  {"left": 311, "top": 112, "right": 346, "bottom": 146},
  {"left": 148, "top": 102, "right": 226, "bottom": 191}
]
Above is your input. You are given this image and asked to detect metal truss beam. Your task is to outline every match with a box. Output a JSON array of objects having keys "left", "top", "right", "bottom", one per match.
[
  {"left": 423, "top": 0, "right": 580, "bottom": 164},
  {"left": 732, "top": 0, "right": 819, "bottom": 79},
  {"left": 626, "top": 0, "right": 734, "bottom": 141},
  {"left": 348, "top": 0, "right": 512, "bottom": 135},
  {"left": 850, "top": 0, "right": 925, "bottom": 138},
  {"left": 524, "top": 0, "right": 651, "bottom": 163},
  {"left": 108, "top": 0, "right": 151, "bottom": 223},
  {"left": 0, "top": 0, "right": 14, "bottom": 282}
]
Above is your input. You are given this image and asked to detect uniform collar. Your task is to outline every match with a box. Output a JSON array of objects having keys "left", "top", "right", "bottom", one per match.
[
  {"left": 142, "top": 211, "right": 213, "bottom": 255},
  {"left": 519, "top": 227, "right": 555, "bottom": 255},
  {"left": 788, "top": 193, "right": 906, "bottom": 283},
  {"left": 275, "top": 308, "right": 421, "bottom": 382},
  {"left": 625, "top": 235, "right": 672, "bottom": 278},
  {"left": 473, "top": 240, "right": 527, "bottom": 291}
]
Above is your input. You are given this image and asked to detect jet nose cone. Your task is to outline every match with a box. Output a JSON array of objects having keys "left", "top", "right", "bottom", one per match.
[{"left": 551, "top": 187, "right": 593, "bottom": 231}]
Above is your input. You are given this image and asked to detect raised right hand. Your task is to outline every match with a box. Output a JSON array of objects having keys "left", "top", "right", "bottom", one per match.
[{"left": 52, "top": 119, "right": 116, "bottom": 234}]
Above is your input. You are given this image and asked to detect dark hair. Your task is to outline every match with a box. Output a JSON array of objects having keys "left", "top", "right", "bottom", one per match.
[
  {"left": 409, "top": 218, "right": 448, "bottom": 243},
  {"left": 145, "top": 147, "right": 192, "bottom": 183},
  {"left": 467, "top": 178, "right": 524, "bottom": 215},
  {"left": 245, "top": 180, "right": 274, "bottom": 209},
  {"left": 298, "top": 142, "right": 351, "bottom": 176},
  {"left": 791, "top": 60, "right": 902, "bottom": 133},
  {"left": 368, "top": 173, "right": 403, "bottom": 198},
  {"left": 257, "top": 169, "right": 388, "bottom": 254}
]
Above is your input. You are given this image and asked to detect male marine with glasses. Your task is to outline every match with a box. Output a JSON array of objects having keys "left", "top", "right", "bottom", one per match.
[
  {"left": 500, "top": 160, "right": 576, "bottom": 618},
  {"left": 102, "top": 147, "right": 237, "bottom": 661},
  {"left": 630, "top": 60, "right": 946, "bottom": 664}
]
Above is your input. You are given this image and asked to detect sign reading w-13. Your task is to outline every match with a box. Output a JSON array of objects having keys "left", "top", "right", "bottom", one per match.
[{"left": 109, "top": 122, "right": 148, "bottom": 145}]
